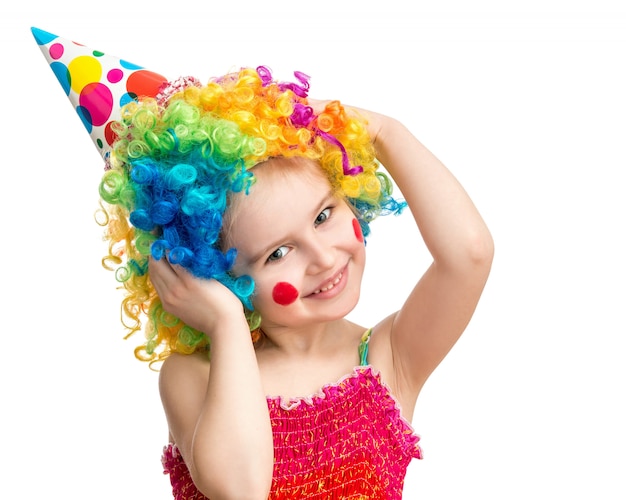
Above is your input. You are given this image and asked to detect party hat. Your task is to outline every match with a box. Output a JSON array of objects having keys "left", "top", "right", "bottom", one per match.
[{"left": 31, "top": 27, "right": 169, "bottom": 167}]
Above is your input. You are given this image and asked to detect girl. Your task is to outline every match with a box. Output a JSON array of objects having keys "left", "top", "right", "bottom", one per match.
[
  {"left": 143, "top": 72, "right": 493, "bottom": 499},
  {"left": 36, "top": 30, "right": 493, "bottom": 496}
]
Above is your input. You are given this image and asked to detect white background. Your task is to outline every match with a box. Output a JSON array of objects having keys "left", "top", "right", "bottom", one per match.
[{"left": 1, "top": 1, "right": 625, "bottom": 498}]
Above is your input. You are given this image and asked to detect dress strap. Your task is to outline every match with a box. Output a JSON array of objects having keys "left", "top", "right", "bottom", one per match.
[{"left": 358, "top": 328, "right": 372, "bottom": 366}]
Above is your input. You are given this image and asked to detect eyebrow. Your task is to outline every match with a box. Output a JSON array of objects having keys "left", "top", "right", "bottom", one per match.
[{"left": 246, "top": 189, "right": 336, "bottom": 265}]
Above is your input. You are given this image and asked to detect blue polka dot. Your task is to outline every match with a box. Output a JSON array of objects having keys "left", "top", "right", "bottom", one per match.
[
  {"left": 76, "top": 106, "right": 94, "bottom": 132},
  {"left": 119, "top": 92, "right": 137, "bottom": 107},
  {"left": 31, "top": 27, "right": 57, "bottom": 45},
  {"left": 50, "top": 61, "right": 71, "bottom": 95},
  {"left": 120, "top": 60, "right": 143, "bottom": 70}
]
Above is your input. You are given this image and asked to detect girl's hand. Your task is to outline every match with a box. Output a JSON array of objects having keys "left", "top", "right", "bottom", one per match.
[{"left": 148, "top": 257, "right": 245, "bottom": 336}]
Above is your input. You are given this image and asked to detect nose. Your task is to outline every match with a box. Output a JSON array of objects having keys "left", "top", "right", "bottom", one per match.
[{"left": 305, "top": 236, "right": 335, "bottom": 275}]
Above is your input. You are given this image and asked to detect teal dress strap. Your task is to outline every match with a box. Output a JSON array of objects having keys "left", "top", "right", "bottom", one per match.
[{"left": 358, "top": 328, "right": 372, "bottom": 366}]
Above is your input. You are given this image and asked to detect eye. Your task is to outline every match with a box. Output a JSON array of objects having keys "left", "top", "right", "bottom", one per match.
[
  {"left": 315, "top": 207, "right": 332, "bottom": 226},
  {"left": 267, "top": 245, "right": 290, "bottom": 262}
]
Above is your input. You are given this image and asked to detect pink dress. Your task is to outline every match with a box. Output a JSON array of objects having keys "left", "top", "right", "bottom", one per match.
[{"left": 162, "top": 330, "right": 422, "bottom": 499}]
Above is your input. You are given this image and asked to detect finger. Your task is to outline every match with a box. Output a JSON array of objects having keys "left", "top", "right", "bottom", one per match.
[
  {"left": 148, "top": 256, "right": 178, "bottom": 289},
  {"left": 149, "top": 255, "right": 195, "bottom": 289}
]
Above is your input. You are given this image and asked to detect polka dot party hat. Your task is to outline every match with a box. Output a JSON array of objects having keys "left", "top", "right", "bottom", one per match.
[{"left": 31, "top": 27, "right": 169, "bottom": 168}]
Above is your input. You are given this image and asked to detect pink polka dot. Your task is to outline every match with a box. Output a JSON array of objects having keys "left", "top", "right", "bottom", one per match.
[
  {"left": 49, "top": 43, "right": 64, "bottom": 60},
  {"left": 79, "top": 82, "right": 113, "bottom": 127},
  {"left": 107, "top": 68, "right": 123, "bottom": 84},
  {"left": 272, "top": 282, "right": 299, "bottom": 306}
]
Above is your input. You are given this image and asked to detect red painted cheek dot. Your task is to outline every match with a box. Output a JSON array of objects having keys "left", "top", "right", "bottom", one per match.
[
  {"left": 272, "top": 282, "right": 299, "bottom": 306},
  {"left": 352, "top": 218, "right": 364, "bottom": 243}
]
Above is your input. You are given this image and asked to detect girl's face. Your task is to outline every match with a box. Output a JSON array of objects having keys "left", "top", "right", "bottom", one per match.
[{"left": 226, "top": 158, "right": 366, "bottom": 329}]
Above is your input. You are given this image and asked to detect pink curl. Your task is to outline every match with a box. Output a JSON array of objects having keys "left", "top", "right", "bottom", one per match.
[
  {"left": 290, "top": 103, "right": 315, "bottom": 127},
  {"left": 260, "top": 71, "right": 362, "bottom": 177},
  {"left": 278, "top": 71, "right": 310, "bottom": 97},
  {"left": 318, "top": 131, "right": 363, "bottom": 176},
  {"left": 256, "top": 66, "right": 273, "bottom": 86},
  {"left": 290, "top": 103, "right": 363, "bottom": 176}
]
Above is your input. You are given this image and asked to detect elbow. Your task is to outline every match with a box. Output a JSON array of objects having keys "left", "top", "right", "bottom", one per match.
[
  {"left": 452, "top": 227, "right": 494, "bottom": 278},
  {"left": 469, "top": 228, "right": 495, "bottom": 269}
]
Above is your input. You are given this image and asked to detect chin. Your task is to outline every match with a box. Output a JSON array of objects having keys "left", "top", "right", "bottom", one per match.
[{"left": 313, "top": 286, "right": 362, "bottom": 323}]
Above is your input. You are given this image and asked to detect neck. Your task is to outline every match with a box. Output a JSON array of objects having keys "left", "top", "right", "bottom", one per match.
[{"left": 257, "top": 319, "right": 351, "bottom": 357}]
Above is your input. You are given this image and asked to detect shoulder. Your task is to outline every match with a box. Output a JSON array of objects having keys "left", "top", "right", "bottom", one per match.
[
  {"left": 159, "top": 351, "right": 211, "bottom": 398},
  {"left": 160, "top": 350, "right": 210, "bottom": 373},
  {"left": 159, "top": 351, "right": 213, "bottom": 443},
  {"left": 368, "top": 313, "right": 394, "bottom": 350},
  {"left": 367, "top": 314, "right": 397, "bottom": 383}
]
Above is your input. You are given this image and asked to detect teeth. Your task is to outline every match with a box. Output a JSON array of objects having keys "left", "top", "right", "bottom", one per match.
[{"left": 313, "top": 273, "right": 342, "bottom": 294}]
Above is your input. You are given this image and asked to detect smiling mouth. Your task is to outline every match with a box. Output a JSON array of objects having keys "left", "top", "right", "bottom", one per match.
[{"left": 311, "top": 271, "right": 344, "bottom": 295}]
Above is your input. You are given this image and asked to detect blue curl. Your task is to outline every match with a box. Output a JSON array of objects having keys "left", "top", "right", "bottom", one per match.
[
  {"left": 128, "top": 258, "right": 149, "bottom": 276},
  {"left": 129, "top": 209, "right": 155, "bottom": 232},
  {"left": 164, "top": 163, "right": 198, "bottom": 191},
  {"left": 151, "top": 200, "right": 179, "bottom": 225},
  {"left": 162, "top": 226, "right": 181, "bottom": 248},
  {"left": 168, "top": 247, "right": 194, "bottom": 266},
  {"left": 130, "top": 160, "right": 158, "bottom": 185},
  {"left": 151, "top": 240, "right": 170, "bottom": 260}
]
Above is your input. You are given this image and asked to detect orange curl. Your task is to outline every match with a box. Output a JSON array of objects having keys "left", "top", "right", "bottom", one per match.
[{"left": 316, "top": 113, "right": 334, "bottom": 133}]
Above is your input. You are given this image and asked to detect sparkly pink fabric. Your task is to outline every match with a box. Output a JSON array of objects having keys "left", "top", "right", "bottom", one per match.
[{"left": 162, "top": 366, "right": 422, "bottom": 499}]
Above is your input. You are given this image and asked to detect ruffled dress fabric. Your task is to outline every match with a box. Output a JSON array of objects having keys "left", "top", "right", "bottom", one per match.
[{"left": 162, "top": 335, "right": 422, "bottom": 499}]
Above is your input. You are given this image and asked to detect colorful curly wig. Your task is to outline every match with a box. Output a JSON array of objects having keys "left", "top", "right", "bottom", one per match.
[{"left": 97, "top": 66, "right": 405, "bottom": 365}]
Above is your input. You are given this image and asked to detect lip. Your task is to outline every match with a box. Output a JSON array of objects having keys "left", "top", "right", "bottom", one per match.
[{"left": 305, "top": 265, "right": 349, "bottom": 300}]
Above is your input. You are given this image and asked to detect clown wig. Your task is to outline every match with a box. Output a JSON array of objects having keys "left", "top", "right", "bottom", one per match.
[{"left": 98, "top": 66, "right": 405, "bottom": 365}]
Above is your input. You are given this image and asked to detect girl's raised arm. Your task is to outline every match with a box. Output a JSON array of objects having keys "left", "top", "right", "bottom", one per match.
[{"left": 367, "top": 111, "right": 494, "bottom": 399}]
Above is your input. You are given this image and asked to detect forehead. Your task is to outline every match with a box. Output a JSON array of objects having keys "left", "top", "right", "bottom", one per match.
[
  {"left": 231, "top": 157, "right": 332, "bottom": 214},
  {"left": 224, "top": 157, "right": 334, "bottom": 246}
]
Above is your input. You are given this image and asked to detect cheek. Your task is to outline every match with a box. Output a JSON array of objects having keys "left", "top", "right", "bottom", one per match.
[
  {"left": 272, "top": 282, "right": 300, "bottom": 306},
  {"left": 352, "top": 218, "right": 364, "bottom": 243}
]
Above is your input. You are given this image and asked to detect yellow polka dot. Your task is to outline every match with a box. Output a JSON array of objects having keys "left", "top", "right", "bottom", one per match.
[{"left": 68, "top": 55, "right": 103, "bottom": 94}]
